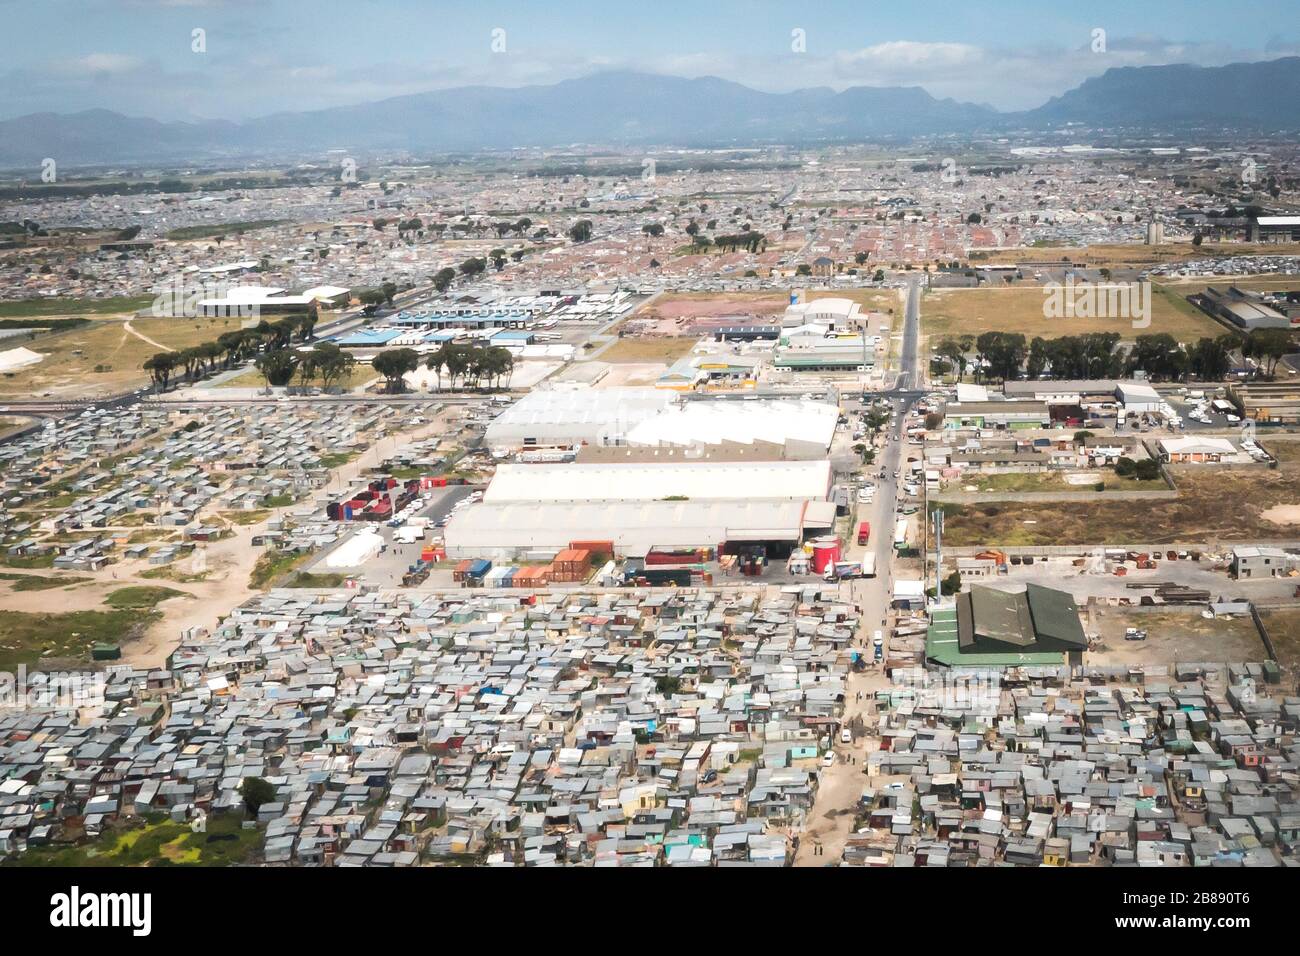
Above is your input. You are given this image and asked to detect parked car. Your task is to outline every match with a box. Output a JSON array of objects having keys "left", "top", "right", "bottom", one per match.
[
  {"left": 821, "top": 752, "right": 835, "bottom": 768},
  {"left": 840, "top": 729, "right": 852, "bottom": 744}
]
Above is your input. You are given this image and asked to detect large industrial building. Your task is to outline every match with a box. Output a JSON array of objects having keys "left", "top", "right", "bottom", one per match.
[
  {"left": 1187, "top": 286, "right": 1293, "bottom": 331},
  {"left": 444, "top": 498, "right": 836, "bottom": 561},
  {"left": 621, "top": 397, "right": 838, "bottom": 458},
  {"left": 484, "top": 387, "right": 674, "bottom": 449},
  {"left": 446, "top": 459, "right": 836, "bottom": 561},
  {"left": 926, "top": 584, "right": 1087, "bottom": 668},
  {"left": 483, "top": 460, "right": 831, "bottom": 505},
  {"left": 485, "top": 388, "right": 839, "bottom": 458}
]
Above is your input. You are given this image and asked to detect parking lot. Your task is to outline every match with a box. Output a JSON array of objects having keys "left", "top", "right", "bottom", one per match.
[{"left": 303, "top": 483, "right": 479, "bottom": 586}]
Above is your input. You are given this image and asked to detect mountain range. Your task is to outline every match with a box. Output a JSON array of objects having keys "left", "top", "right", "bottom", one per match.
[{"left": 3, "top": 57, "right": 1299, "bottom": 167}]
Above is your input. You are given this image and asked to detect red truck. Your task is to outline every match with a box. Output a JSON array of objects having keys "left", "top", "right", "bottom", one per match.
[{"left": 857, "top": 522, "right": 871, "bottom": 546}]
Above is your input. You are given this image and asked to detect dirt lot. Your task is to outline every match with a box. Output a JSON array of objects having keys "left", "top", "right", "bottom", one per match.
[
  {"left": 631, "top": 291, "right": 789, "bottom": 323},
  {"left": 947, "top": 471, "right": 1166, "bottom": 494},
  {"left": 922, "top": 284, "right": 1223, "bottom": 348},
  {"left": 0, "top": 315, "right": 247, "bottom": 398},
  {"left": 1259, "top": 606, "right": 1300, "bottom": 674},
  {"left": 944, "top": 441, "right": 1300, "bottom": 547},
  {"left": 1086, "top": 607, "right": 1267, "bottom": 666},
  {"left": 598, "top": 337, "right": 699, "bottom": 364}
]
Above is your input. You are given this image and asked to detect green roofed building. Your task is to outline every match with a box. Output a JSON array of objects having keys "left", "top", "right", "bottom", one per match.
[{"left": 926, "top": 583, "right": 1086, "bottom": 668}]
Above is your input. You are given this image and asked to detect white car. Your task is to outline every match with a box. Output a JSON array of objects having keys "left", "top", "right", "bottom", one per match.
[
  {"left": 821, "top": 752, "right": 836, "bottom": 768},
  {"left": 1225, "top": 414, "right": 1241, "bottom": 423},
  {"left": 840, "top": 729, "right": 852, "bottom": 744}
]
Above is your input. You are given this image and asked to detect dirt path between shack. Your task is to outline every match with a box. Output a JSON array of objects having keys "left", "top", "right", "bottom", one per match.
[
  {"left": 1, "top": 407, "right": 457, "bottom": 669},
  {"left": 119, "top": 409, "right": 456, "bottom": 667}
]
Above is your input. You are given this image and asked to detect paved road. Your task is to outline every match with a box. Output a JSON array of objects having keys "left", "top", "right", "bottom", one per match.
[{"left": 794, "top": 278, "right": 923, "bottom": 866}]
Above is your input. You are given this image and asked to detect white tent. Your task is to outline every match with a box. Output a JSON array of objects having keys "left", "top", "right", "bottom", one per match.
[{"left": 0, "top": 347, "right": 44, "bottom": 371}]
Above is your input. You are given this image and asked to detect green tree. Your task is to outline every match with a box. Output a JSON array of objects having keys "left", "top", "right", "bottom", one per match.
[
  {"left": 255, "top": 348, "right": 298, "bottom": 388},
  {"left": 432, "top": 267, "right": 456, "bottom": 293},
  {"left": 239, "top": 776, "right": 277, "bottom": 818},
  {"left": 372, "top": 348, "right": 419, "bottom": 394},
  {"left": 143, "top": 352, "right": 177, "bottom": 391}
]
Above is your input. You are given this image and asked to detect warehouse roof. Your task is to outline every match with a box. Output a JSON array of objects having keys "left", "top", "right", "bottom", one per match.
[
  {"left": 1159, "top": 436, "right": 1236, "bottom": 456},
  {"left": 624, "top": 398, "right": 838, "bottom": 451},
  {"left": 445, "top": 499, "right": 835, "bottom": 551},
  {"left": 483, "top": 460, "right": 831, "bottom": 504},
  {"left": 485, "top": 387, "right": 674, "bottom": 445},
  {"left": 956, "top": 584, "right": 1086, "bottom": 652}
]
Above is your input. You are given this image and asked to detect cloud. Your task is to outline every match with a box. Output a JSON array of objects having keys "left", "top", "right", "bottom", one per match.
[
  {"left": 54, "top": 52, "right": 146, "bottom": 76},
  {"left": 3, "top": 31, "right": 1298, "bottom": 122}
]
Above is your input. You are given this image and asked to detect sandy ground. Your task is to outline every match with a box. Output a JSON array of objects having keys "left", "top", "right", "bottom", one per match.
[
  {"left": 1084, "top": 607, "right": 1268, "bottom": 666},
  {"left": 592, "top": 362, "right": 667, "bottom": 387},
  {"left": 1260, "top": 503, "right": 1300, "bottom": 525}
]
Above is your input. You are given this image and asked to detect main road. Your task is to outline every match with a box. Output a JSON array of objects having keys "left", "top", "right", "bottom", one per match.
[{"left": 793, "top": 277, "right": 924, "bottom": 865}]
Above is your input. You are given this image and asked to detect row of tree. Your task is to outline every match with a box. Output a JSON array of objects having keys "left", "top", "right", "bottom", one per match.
[
  {"left": 143, "top": 312, "right": 319, "bottom": 391},
  {"left": 933, "top": 328, "right": 1296, "bottom": 384},
  {"left": 252, "top": 341, "right": 355, "bottom": 391},
  {"left": 369, "top": 343, "right": 516, "bottom": 394}
]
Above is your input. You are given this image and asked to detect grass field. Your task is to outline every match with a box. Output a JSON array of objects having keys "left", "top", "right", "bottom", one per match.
[
  {"left": 7, "top": 812, "right": 262, "bottom": 867},
  {"left": 166, "top": 219, "right": 288, "bottom": 241},
  {"left": 968, "top": 242, "right": 1300, "bottom": 269},
  {"left": 248, "top": 549, "right": 311, "bottom": 589},
  {"left": 286, "top": 571, "right": 349, "bottom": 588},
  {"left": 0, "top": 295, "right": 155, "bottom": 319},
  {"left": 0, "top": 607, "right": 159, "bottom": 670},
  {"left": 0, "top": 572, "right": 90, "bottom": 592},
  {"left": 599, "top": 338, "right": 698, "bottom": 363},
  {"left": 922, "top": 285, "right": 1223, "bottom": 349},
  {"left": 942, "top": 443, "right": 1300, "bottom": 547},
  {"left": 0, "top": 315, "right": 246, "bottom": 398},
  {"left": 103, "top": 586, "right": 187, "bottom": 609}
]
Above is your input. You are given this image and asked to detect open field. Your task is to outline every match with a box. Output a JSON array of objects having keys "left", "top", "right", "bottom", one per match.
[
  {"left": 1259, "top": 607, "right": 1300, "bottom": 673},
  {"left": 0, "top": 607, "right": 160, "bottom": 671},
  {"left": 943, "top": 443, "right": 1300, "bottom": 547},
  {"left": 1087, "top": 607, "right": 1267, "bottom": 666},
  {"left": 636, "top": 291, "right": 789, "bottom": 319},
  {"left": 922, "top": 285, "right": 1224, "bottom": 348},
  {"left": 968, "top": 242, "right": 1300, "bottom": 268},
  {"left": 6, "top": 812, "right": 262, "bottom": 867},
  {"left": 599, "top": 337, "right": 698, "bottom": 364},
  {"left": 0, "top": 315, "right": 246, "bottom": 398},
  {"left": 166, "top": 219, "right": 288, "bottom": 241},
  {"left": 946, "top": 471, "right": 1167, "bottom": 494},
  {"left": 0, "top": 295, "right": 154, "bottom": 319},
  {"left": 0, "top": 572, "right": 91, "bottom": 592}
]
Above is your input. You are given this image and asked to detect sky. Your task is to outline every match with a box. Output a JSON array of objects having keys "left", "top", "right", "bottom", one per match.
[{"left": 1, "top": 0, "right": 1298, "bottom": 121}]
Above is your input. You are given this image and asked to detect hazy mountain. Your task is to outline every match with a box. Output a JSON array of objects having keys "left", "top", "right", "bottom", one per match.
[
  {"left": 1, "top": 59, "right": 1298, "bottom": 167},
  {"left": 1023, "top": 56, "right": 1300, "bottom": 127}
]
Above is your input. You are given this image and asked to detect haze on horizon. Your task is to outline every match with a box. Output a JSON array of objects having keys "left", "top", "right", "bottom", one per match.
[{"left": 2, "top": 0, "right": 1299, "bottom": 124}]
